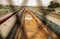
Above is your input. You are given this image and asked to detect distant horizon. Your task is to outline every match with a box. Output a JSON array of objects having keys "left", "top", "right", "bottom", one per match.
[{"left": 0, "top": 0, "right": 53, "bottom": 6}]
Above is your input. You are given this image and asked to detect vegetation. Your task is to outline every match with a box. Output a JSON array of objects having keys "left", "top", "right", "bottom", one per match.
[
  {"left": 48, "top": 1, "right": 60, "bottom": 8},
  {"left": 0, "top": 4, "right": 20, "bottom": 15}
]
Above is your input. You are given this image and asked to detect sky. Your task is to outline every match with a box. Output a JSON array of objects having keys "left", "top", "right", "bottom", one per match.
[
  {"left": 41, "top": 0, "right": 52, "bottom": 6},
  {"left": 0, "top": 0, "right": 53, "bottom": 6},
  {"left": 26, "top": 0, "right": 37, "bottom": 6},
  {"left": 12, "top": 0, "right": 24, "bottom": 5},
  {"left": 0, "top": 0, "right": 10, "bottom": 5}
]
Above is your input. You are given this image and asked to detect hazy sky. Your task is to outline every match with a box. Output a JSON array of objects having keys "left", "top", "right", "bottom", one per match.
[
  {"left": 0, "top": 0, "right": 10, "bottom": 5},
  {"left": 0, "top": 0, "right": 53, "bottom": 6},
  {"left": 26, "top": 0, "right": 37, "bottom": 6},
  {"left": 12, "top": 0, "right": 24, "bottom": 5},
  {"left": 41, "top": 0, "right": 52, "bottom": 6}
]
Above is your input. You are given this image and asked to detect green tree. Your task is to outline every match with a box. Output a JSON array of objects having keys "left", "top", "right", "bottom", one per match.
[{"left": 48, "top": 1, "right": 60, "bottom": 8}]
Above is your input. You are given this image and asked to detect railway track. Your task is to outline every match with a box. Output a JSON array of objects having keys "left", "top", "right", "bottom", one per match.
[
  {"left": 29, "top": 8, "right": 60, "bottom": 36},
  {"left": 0, "top": 7, "right": 59, "bottom": 39},
  {"left": 0, "top": 7, "right": 25, "bottom": 39},
  {"left": 14, "top": 8, "right": 59, "bottom": 39},
  {"left": 0, "top": 6, "right": 25, "bottom": 24}
]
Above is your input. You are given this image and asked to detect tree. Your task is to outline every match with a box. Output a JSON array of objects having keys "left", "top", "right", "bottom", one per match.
[{"left": 48, "top": 1, "right": 60, "bottom": 8}]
